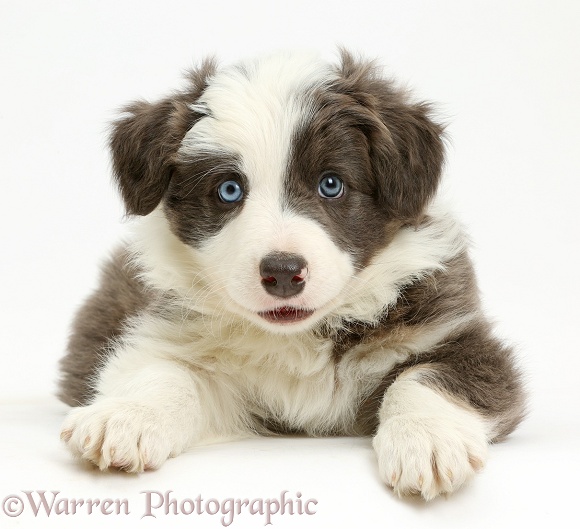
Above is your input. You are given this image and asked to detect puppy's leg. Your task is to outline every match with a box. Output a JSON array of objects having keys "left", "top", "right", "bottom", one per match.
[
  {"left": 373, "top": 371, "right": 489, "bottom": 500},
  {"left": 60, "top": 346, "right": 201, "bottom": 471},
  {"left": 372, "top": 326, "right": 525, "bottom": 500},
  {"left": 60, "top": 339, "right": 246, "bottom": 472}
]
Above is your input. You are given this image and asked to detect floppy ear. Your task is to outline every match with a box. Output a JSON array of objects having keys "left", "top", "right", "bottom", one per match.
[
  {"left": 109, "top": 60, "right": 216, "bottom": 216},
  {"left": 110, "top": 99, "right": 185, "bottom": 215},
  {"left": 372, "top": 99, "right": 445, "bottom": 220},
  {"left": 337, "top": 51, "right": 445, "bottom": 220}
]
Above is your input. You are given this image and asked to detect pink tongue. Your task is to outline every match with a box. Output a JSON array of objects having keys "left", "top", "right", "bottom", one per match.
[{"left": 276, "top": 307, "right": 294, "bottom": 316}]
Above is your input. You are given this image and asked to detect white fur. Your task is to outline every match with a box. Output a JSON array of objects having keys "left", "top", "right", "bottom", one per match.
[
  {"left": 372, "top": 369, "right": 490, "bottom": 500},
  {"left": 180, "top": 51, "right": 334, "bottom": 177}
]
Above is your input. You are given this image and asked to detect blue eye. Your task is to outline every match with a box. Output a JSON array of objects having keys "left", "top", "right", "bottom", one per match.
[
  {"left": 218, "top": 180, "right": 244, "bottom": 203},
  {"left": 318, "top": 173, "right": 344, "bottom": 199}
]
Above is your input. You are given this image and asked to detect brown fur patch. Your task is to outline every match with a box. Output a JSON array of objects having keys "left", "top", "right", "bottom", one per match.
[
  {"left": 414, "top": 325, "right": 527, "bottom": 441},
  {"left": 349, "top": 251, "right": 525, "bottom": 438},
  {"left": 164, "top": 152, "right": 246, "bottom": 247},
  {"left": 333, "top": 250, "right": 479, "bottom": 359},
  {"left": 333, "top": 50, "right": 446, "bottom": 221},
  {"left": 286, "top": 52, "right": 445, "bottom": 268},
  {"left": 110, "top": 59, "right": 216, "bottom": 216},
  {"left": 58, "top": 249, "right": 150, "bottom": 406}
]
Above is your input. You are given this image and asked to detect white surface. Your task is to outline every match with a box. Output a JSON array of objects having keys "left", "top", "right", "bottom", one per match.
[
  {"left": 1, "top": 1, "right": 579, "bottom": 527},
  {"left": 0, "top": 397, "right": 576, "bottom": 528}
]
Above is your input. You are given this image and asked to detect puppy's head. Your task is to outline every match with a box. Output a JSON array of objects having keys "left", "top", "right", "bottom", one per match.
[{"left": 111, "top": 51, "right": 445, "bottom": 333}]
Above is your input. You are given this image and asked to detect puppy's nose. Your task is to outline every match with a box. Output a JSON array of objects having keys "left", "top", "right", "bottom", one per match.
[{"left": 259, "top": 252, "right": 308, "bottom": 298}]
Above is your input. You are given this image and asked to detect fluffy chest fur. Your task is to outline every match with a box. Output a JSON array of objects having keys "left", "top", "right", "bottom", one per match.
[
  {"left": 102, "top": 195, "right": 472, "bottom": 438},
  {"left": 116, "top": 296, "right": 433, "bottom": 437}
]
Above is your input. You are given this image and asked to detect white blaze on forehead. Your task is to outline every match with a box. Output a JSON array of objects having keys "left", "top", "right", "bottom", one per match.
[{"left": 179, "top": 51, "right": 336, "bottom": 196}]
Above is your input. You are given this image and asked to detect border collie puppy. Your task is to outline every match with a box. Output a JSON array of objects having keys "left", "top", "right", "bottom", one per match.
[{"left": 58, "top": 50, "right": 525, "bottom": 500}]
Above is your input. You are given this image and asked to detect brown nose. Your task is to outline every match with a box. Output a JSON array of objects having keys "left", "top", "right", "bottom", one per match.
[{"left": 259, "top": 252, "right": 307, "bottom": 298}]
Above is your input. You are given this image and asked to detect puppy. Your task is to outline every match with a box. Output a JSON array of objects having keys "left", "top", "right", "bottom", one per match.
[{"left": 58, "top": 50, "right": 525, "bottom": 500}]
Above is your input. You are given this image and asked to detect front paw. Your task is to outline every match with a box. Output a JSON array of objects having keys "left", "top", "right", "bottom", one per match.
[
  {"left": 61, "top": 399, "right": 187, "bottom": 472},
  {"left": 372, "top": 413, "right": 488, "bottom": 500}
]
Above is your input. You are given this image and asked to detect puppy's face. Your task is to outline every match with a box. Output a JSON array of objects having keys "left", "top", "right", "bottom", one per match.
[{"left": 110, "top": 52, "right": 444, "bottom": 333}]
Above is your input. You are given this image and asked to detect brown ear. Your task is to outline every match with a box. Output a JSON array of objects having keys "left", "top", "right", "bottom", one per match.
[
  {"left": 337, "top": 51, "right": 445, "bottom": 220},
  {"left": 372, "top": 99, "right": 445, "bottom": 220},
  {"left": 109, "top": 59, "right": 216, "bottom": 216}
]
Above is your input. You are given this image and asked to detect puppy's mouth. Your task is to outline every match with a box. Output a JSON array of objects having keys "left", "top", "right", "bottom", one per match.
[{"left": 258, "top": 306, "right": 315, "bottom": 324}]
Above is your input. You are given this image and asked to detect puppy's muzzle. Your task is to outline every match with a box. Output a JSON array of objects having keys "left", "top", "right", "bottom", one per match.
[{"left": 259, "top": 252, "right": 307, "bottom": 298}]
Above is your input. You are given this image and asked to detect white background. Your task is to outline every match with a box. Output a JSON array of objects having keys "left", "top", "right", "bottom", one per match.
[{"left": 1, "top": 0, "right": 579, "bottom": 527}]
